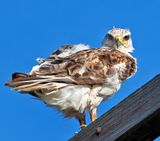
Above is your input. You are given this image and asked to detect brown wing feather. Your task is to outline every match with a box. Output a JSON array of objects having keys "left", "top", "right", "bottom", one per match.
[
  {"left": 64, "top": 48, "right": 136, "bottom": 84},
  {"left": 6, "top": 48, "right": 137, "bottom": 91},
  {"left": 33, "top": 48, "right": 136, "bottom": 84}
]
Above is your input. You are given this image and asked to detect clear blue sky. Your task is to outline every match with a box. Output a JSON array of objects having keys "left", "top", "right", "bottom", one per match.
[{"left": 1, "top": 0, "right": 160, "bottom": 141}]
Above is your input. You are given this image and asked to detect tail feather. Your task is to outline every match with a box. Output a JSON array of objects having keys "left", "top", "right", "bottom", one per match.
[
  {"left": 12, "top": 72, "right": 31, "bottom": 81},
  {"left": 5, "top": 72, "right": 75, "bottom": 94}
]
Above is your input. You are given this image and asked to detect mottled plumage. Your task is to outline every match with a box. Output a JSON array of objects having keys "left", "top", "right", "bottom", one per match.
[{"left": 5, "top": 28, "right": 137, "bottom": 129}]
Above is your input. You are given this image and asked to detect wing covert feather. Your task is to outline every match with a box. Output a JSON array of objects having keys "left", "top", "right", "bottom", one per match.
[{"left": 34, "top": 48, "right": 137, "bottom": 85}]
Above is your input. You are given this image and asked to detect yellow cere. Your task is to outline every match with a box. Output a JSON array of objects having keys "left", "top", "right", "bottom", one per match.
[
  {"left": 115, "top": 35, "right": 128, "bottom": 45},
  {"left": 115, "top": 35, "right": 122, "bottom": 40}
]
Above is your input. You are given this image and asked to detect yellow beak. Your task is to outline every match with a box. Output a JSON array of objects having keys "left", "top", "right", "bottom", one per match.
[
  {"left": 115, "top": 35, "right": 121, "bottom": 40},
  {"left": 115, "top": 35, "right": 128, "bottom": 45}
]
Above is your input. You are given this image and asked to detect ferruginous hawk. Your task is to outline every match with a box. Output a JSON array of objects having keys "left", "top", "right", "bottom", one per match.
[{"left": 5, "top": 28, "right": 137, "bottom": 129}]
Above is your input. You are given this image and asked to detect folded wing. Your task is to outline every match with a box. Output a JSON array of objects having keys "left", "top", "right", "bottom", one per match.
[{"left": 5, "top": 48, "right": 136, "bottom": 93}]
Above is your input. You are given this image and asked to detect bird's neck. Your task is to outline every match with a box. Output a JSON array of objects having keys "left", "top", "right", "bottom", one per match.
[
  {"left": 101, "top": 45, "right": 133, "bottom": 58},
  {"left": 116, "top": 48, "right": 133, "bottom": 57}
]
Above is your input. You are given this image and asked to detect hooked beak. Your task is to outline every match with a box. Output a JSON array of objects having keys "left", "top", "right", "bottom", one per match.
[
  {"left": 115, "top": 35, "right": 121, "bottom": 48},
  {"left": 114, "top": 35, "right": 128, "bottom": 48}
]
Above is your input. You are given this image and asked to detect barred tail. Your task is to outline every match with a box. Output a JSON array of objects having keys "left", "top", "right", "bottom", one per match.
[{"left": 5, "top": 73, "right": 73, "bottom": 94}]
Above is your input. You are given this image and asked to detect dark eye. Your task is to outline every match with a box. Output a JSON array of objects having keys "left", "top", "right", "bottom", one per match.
[
  {"left": 123, "top": 35, "right": 130, "bottom": 41},
  {"left": 107, "top": 34, "right": 113, "bottom": 40}
]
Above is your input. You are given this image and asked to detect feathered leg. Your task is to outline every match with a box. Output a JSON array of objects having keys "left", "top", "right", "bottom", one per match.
[
  {"left": 89, "top": 108, "right": 97, "bottom": 122},
  {"left": 76, "top": 114, "right": 86, "bottom": 129}
]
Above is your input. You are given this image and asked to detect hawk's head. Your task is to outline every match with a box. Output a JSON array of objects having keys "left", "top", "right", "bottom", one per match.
[{"left": 102, "top": 28, "right": 134, "bottom": 53}]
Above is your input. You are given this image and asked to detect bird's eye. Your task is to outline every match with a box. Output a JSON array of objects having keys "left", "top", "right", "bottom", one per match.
[
  {"left": 123, "top": 35, "right": 130, "bottom": 41},
  {"left": 107, "top": 34, "right": 113, "bottom": 40}
]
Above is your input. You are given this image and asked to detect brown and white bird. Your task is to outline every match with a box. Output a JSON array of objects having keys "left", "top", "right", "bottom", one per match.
[{"left": 5, "top": 28, "right": 137, "bottom": 129}]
